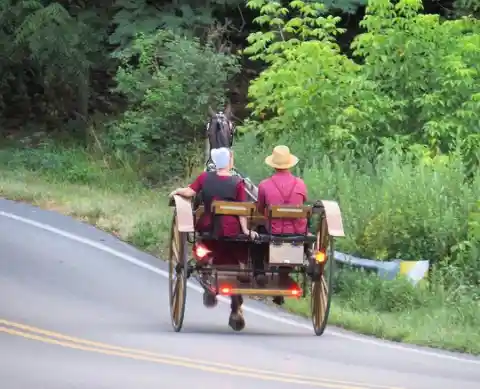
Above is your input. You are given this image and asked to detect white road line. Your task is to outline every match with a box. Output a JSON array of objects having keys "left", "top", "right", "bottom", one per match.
[{"left": 1, "top": 209, "right": 479, "bottom": 365}]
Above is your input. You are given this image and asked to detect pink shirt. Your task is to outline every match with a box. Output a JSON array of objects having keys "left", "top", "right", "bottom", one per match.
[{"left": 257, "top": 171, "right": 308, "bottom": 234}]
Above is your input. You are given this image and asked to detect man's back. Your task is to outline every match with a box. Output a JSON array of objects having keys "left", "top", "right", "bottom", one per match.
[{"left": 257, "top": 170, "right": 308, "bottom": 235}]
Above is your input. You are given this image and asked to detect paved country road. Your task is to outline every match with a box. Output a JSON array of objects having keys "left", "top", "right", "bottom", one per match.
[{"left": 0, "top": 199, "right": 479, "bottom": 389}]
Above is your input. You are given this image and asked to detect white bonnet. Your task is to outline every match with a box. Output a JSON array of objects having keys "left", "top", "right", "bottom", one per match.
[{"left": 211, "top": 147, "right": 231, "bottom": 169}]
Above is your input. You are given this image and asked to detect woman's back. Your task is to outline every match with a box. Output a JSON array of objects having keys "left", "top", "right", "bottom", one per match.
[{"left": 190, "top": 171, "right": 246, "bottom": 236}]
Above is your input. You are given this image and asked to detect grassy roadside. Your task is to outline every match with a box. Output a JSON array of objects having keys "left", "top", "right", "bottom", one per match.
[
  {"left": 0, "top": 169, "right": 173, "bottom": 257},
  {"left": 1, "top": 162, "right": 479, "bottom": 355}
]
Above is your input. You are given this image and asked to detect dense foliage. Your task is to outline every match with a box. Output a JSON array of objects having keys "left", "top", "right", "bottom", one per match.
[
  {"left": 108, "top": 30, "right": 240, "bottom": 179},
  {"left": 241, "top": 0, "right": 480, "bottom": 164},
  {"left": 0, "top": 0, "right": 247, "bottom": 133},
  {"left": 235, "top": 134, "right": 480, "bottom": 292},
  {"left": 1, "top": 0, "right": 477, "bottom": 131},
  {"left": 235, "top": 0, "right": 479, "bottom": 291}
]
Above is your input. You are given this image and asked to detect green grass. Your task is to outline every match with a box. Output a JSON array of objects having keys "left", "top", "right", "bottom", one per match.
[
  {"left": 0, "top": 148, "right": 173, "bottom": 257},
  {"left": 284, "top": 271, "right": 480, "bottom": 353},
  {"left": 0, "top": 144, "right": 479, "bottom": 355}
]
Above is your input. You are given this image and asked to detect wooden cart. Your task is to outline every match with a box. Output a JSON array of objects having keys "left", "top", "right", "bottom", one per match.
[{"left": 168, "top": 194, "right": 344, "bottom": 335}]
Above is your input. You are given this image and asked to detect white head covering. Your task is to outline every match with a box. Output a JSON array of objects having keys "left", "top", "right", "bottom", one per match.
[{"left": 211, "top": 147, "right": 231, "bottom": 169}]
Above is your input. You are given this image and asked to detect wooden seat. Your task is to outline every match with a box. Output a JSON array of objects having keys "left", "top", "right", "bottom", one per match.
[
  {"left": 194, "top": 202, "right": 265, "bottom": 227},
  {"left": 268, "top": 204, "right": 312, "bottom": 220},
  {"left": 211, "top": 200, "right": 257, "bottom": 216},
  {"left": 194, "top": 201, "right": 257, "bottom": 241}
]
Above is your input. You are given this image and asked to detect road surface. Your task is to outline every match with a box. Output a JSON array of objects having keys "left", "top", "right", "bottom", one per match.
[{"left": 0, "top": 198, "right": 479, "bottom": 389}]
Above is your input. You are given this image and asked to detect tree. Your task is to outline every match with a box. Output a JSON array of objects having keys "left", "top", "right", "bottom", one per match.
[
  {"left": 0, "top": 0, "right": 100, "bottom": 131},
  {"left": 241, "top": 0, "right": 480, "bottom": 162},
  {"left": 352, "top": 0, "right": 480, "bottom": 158},
  {"left": 108, "top": 30, "right": 240, "bottom": 180},
  {"left": 241, "top": 0, "right": 395, "bottom": 155}
]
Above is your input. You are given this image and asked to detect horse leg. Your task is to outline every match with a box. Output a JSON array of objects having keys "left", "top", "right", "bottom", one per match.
[{"left": 228, "top": 294, "right": 245, "bottom": 331}]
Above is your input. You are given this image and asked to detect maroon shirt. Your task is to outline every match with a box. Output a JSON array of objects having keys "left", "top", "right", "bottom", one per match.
[
  {"left": 189, "top": 171, "right": 246, "bottom": 237},
  {"left": 257, "top": 171, "right": 308, "bottom": 234}
]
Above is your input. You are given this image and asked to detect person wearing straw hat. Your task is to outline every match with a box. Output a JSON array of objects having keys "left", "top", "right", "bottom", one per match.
[
  {"left": 169, "top": 147, "right": 257, "bottom": 331},
  {"left": 257, "top": 145, "right": 308, "bottom": 233},
  {"left": 254, "top": 145, "right": 308, "bottom": 305}
]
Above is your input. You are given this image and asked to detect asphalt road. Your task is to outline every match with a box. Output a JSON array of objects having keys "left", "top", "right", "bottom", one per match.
[{"left": 0, "top": 198, "right": 479, "bottom": 389}]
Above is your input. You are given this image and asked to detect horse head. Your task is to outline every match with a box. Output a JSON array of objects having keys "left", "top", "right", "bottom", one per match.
[{"left": 206, "top": 104, "right": 235, "bottom": 150}]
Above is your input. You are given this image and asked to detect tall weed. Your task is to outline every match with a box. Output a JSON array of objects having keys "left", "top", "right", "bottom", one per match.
[
  {"left": 234, "top": 135, "right": 480, "bottom": 290},
  {"left": 0, "top": 144, "right": 140, "bottom": 191}
]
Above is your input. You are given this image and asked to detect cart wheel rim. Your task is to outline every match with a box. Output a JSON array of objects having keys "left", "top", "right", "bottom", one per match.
[
  {"left": 311, "top": 212, "right": 334, "bottom": 335},
  {"left": 312, "top": 276, "right": 329, "bottom": 327},
  {"left": 169, "top": 211, "right": 188, "bottom": 331}
]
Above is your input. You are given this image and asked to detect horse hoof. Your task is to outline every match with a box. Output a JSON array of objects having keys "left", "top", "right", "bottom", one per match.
[
  {"left": 229, "top": 311, "right": 245, "bottom": 331},
  {"left": 272, "top": 296, "right": 285, "bottom": 306},
  {"left": 203, "top": 292, "right": 217, "bottom": 308}
]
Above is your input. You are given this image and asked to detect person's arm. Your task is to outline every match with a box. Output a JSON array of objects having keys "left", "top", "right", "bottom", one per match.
[
  {"left": 169, "top": 172, "right": 205, "bottom": 198},
  {"left": 171, "top": 187, "right": 196, "bottom": 198},
  {"left": 235, "top": 180, "right": 249, "bottom": 234},
  {"left": 239, "top": 217, "right": 249, "bottom": 235},
  {"left": 257, "top": 183, "right": 266, "bottom": 214},
  {"left": 236, "top": 180, "right": 257, "bottom": 237},
  {"left": 299, "top": 179, "right": 312, "bottom": 231}
]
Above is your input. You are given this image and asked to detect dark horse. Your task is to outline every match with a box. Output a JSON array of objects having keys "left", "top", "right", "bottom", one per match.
[{"left": 205, "top": 104, "right": 235, "bottom": 167}]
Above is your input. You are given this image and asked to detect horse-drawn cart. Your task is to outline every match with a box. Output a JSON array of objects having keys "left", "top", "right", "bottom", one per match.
[
  {"left": 168, "top": 193, "right": 344, "bottom": 335},
  {"left": 167, "top": 108, "right": 344, "bottom": 335}
]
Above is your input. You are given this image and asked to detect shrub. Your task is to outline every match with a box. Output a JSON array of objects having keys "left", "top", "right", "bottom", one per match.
[
  {"left": 241, "top": 0, "right": 480, "bottom": 161},
  {"left": 107, "top": 29, "right": 240, "bottom": 181},
  {"left": 0, "top": 144, "right": 138, "bottom": 190},
  {"left": 234, "top": 135, "right": 480, "bottom": 290},
  {"left": 334, "top": 269, "right": 432, "bottom": 313}
]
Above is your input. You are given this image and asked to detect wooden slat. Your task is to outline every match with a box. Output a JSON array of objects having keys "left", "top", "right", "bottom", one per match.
[
  {"left": 268, "top": 205, "right": 312, "bottom": 219},
  {"left": 211, "top": 201, "right": 256, "bottom": 216},
  {"left": 221, "top": 288, "right": 302, "bottom": 297},
  {"left": 320, "top": 200, "right": 345, "bottom": 237},
  {"left": 195, "top": 205, "right": 264, "bottom": 221},
  {"left": 208, "top": 274, "right": 302, "bottom": 297},
  {"left": 172, "top": 195, "right": 195, "bottom": 232}
]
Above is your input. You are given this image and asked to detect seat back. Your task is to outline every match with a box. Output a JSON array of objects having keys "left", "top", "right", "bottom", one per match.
[
  {"left": 211, "top": 201, "right": 256, "bottom": 216},
  {"left": 268, "top": 204, "right": 312, "bottom": 220},
  {"left": 267, "top": 204, "right": 312, "bottom": 235},
  {"left": 206, "top": 201, "right": 256, "bottom": 238},
  {"left": 193, "top": 202, "right": 265, "bottom": 230}
]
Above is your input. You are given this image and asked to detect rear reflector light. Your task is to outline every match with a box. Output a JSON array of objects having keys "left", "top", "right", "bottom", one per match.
[
  {"left": 315, "top": 250, "right": 326, "bottom": 263},
  {"left": 193, "top": 243, "right": 211, "bottom": 260},
  {"left": 220, "top": 286, "right": 232, "bottom": 295},
  {"left": 290, "top": 287, "right": 302, "bottom": 297}
]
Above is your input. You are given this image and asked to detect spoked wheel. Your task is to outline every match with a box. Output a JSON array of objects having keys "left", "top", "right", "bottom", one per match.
[
  {"left": 311, "top": 213, "right": 335, "bottom": 336},
  {"left": 169, "top": 210, "right": 188, "bottom": 332}
]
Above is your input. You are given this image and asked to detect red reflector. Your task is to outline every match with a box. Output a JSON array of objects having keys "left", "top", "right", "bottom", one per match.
[
  {"left": 220, "top": 286, "right": 232, "bottom": 295},
  {"left": 290, "top": 287, "right": 302, "bottom": 297}
]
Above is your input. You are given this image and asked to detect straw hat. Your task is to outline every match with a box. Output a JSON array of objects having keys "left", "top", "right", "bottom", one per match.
[{"left": 265, "top": 145, "right": 299, "bottom": 169}]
